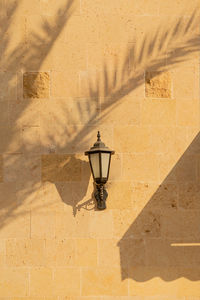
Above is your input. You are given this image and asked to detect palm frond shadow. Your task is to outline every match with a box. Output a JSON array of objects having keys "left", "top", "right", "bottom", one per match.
[
  {"left": 45, "top": 8, "right": 200, "bottom": 281},
  {"left": 39, "top": 8, "right": 200, "bottom": 215},
  {"left": 59, "top": 9, "right": 200, "bottom": 154},
  {"left": 1, "top": 5, "right": 200, "bottom": 233},
  {"left": 0, "top": 0, "right": 75, "bottom": 230}
]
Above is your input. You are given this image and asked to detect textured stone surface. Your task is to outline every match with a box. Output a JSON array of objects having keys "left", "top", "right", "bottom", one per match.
[
  {"left": 145, "top": 71, "right": 171, "bottom": 98},
  {"left": 23, "top": 72, "right": 50, "bottom": 99},
  {"left": 82, "top": 267, "right": 128, "bottom": 296},
  {"left": 41, "top": 154, "right": 82, "bottom": 182},
  {"left": 6, "top": 239, "right": 45, "bottom": 267},
  {"left": 0, "top": 268, "right": 29, "bottom": 296},
  {"left": 0, "top": 0, "right": 200, "bottom": 298}
]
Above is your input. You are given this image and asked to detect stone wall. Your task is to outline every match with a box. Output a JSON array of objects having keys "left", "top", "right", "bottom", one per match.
[{"left": 0, "top": 0, "right": 200, "bottom": 298}]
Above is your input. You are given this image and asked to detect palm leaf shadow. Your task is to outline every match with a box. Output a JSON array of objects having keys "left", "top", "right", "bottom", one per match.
[
  {"left": 59, "top": 9, "right": 200, "bottom": 154},
  {"left": 52, "top": 8, "right": 200, "bottom": 214},
  {"left": 1, "top": 4, "right": 200, "bottom": 230},
  {"left": 0, "top": 0, "right": 75, "bottom": 229}
]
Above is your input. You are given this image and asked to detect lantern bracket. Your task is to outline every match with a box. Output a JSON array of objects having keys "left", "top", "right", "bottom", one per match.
[{"left": 94, "top": 183, "right": 108, "bottom": 210}]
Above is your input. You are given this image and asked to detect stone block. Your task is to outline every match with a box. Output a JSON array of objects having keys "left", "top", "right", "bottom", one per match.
[
  {"left": 141, "top": 99, "right": 176, "bottom": 126},
  {"left": 31, "top": 211, "right": 56, "bottom": 239},
  {"left": 51, "top": 71, "right": 78, "bottom": 98},
  {"left": 173, "top": 66, "right": 197, "bottom": 99},
  {"left": 0, "top": 268, "right": 28, "bottom": 297},
  {"left": 150, "top": 183, "right": 178, "bottom": 209},
  {"left": 98, "top": 239, "right": 121, "bottom": 267},
  {"left": 99, "top": 238, "right": 145, "bottom": 268},
  {"left": 176, "top": 98, "right": 199, "bottom": 127},
  {"left": 114, "top": 126, "right": 150, "bottom": 153},
  {"left": 175, "top": 154, "right": 197, "bottom": 182},
  {"left": 128, "top": 209, "right": 161, "bottom": 238},
  {"left": 30, "top": 267, "right": 53, "bottom": 297},
  {"left": 101, "top": 98, "right": 141, "bottom": 126},
  {"left": 0, "top": 71, "right": 17, "bottom": 100},
  {"left": 175, "top": 126, "right": 190, "bottom": 155},
  {"left": 0, "top": 126, "right": 22, "bottom": 154},
  {"left": 55, "top": 209, "right": 91, "bottom": 238},
  {"left": 52, "top": 37, "right": 87, "bottom": 72},
  {"left": 45, "top": 239, "right": 75, "bottom": 267},
  {"left": 6, "top": 239, "right": 45, "bottom": 267},
  {"left": 41, "top": 154, "right": 82, "bottom": 182},
  {"left": 113, "top": 209, "right": 135, "bottom": 239},
  {"left": 132, "top": 182, "right": 158, "bottom": 211},
  {"left": 89, "top": 210, "right": 113, "bottom": 239},
  {"left": 0, "top": 208, "right": 30, "bottom": 239},
  {"left": 149, "top": 126, "right": 176, "bottom": 154},
  {"left": 75, "top": 238, "right": 97, "bottom": 267},
  {"left": 178, "top": 182, "right": 200, "bottom": 209},
  {"left": 119, "top": 238, "right": 146, "bottom": 270},
  {"left": 158, "top": 153, "right": 178, "bottom": 183},
  {"left": 161, "top": 210, "right": 200, "bottom": 239},
  {"left": 3, "top": 154, "right": 41, "bottom": 183},
  {"left": 145, "top": 71, "right": 171, "bottom": 98},
  {"left": 82, "top": 267, "right": 128, "bottom": 296},
  {"left": 53, "top": 268, "right": 80, "bottom": 296},
  {"left": 22, "top": 181, "right": 65, "bottom": 212},
  {"left": 22, "top": 126, "right": 41, "bottom": 153},
  {"left": 145, "top": 238, "right": 185, "bottom": 267},
  {"left": 106, "top": 181, "right": 132, "bottom": 209},
  {"left": 123, "top": 153, "right": 159, "bottom": 181},
  {"left": 9, "top": 98, "right": 41, "bottom": 127},
  {"left": 23, "top": 72, "right": 50, "bottom": 99},
  {"left": 109, "top": 153, "right": 122, "bottom": 181}
]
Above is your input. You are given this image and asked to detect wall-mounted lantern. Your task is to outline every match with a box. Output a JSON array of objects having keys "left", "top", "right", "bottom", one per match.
[{"left": 85, "top": 131, "right": 115, "bottom": 210}]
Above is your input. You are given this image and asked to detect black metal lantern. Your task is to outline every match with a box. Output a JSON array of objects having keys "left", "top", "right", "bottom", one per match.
[{"left": 85, "top": 131, "right": 115, "bottom": 210}]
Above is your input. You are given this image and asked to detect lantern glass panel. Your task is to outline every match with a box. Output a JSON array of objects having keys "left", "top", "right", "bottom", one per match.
[
  {"left": 90, "top": 152, "right": 100, "bottom": 179},
  {"left": 101, "top": 152, "right": 110, "bottom": 178}
]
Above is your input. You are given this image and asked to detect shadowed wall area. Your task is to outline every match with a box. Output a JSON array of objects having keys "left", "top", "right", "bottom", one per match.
[
  {"left": 0, "top": 0, "right": 200, "bottom": 298},
  {"left": 118, "top": 132, "right": 200, "bottom": 283}
]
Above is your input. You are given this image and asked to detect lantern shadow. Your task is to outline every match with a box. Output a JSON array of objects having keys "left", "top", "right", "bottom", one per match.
[
  {"left": 44, "top": 155, "right": 95, "bottom": 216},
  {"left": 118, "top": 131, "right": 200, "bottom": 281}
]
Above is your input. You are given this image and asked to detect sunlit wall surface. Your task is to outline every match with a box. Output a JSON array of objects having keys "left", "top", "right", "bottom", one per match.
[{"left": 0, "top": 0, "right": 200, "bottom": 298}]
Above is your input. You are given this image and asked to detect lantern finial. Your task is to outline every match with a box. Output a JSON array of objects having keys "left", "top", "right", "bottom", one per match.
[{"left": 97, "top": 131, "right": 101, "bottom": 141}]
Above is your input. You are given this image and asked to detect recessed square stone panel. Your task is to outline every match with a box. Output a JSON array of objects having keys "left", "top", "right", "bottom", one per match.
[
  {"left": 145, "top": 71, "right": 171, "bottom": 98},
  {"left": 23, "top": 72, "right": 50, "bottom": 99},
  {"left": 41, "top": 154, "right": 82, "bottom": 182}
]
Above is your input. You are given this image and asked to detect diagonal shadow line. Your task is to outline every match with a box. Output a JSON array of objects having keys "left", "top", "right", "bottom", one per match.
[{"left": 118, "top": 131, "right": 200, "bottom": 281}]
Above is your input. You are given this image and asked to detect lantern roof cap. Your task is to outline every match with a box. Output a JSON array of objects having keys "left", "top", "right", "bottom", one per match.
[{"left": 85, "top": 131, "right": 115, "bottom": 155}]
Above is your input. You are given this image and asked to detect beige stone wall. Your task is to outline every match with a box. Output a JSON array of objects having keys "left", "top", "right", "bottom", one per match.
[{"left": 0, "top": 0, "right": 200, "bottom": 298}]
